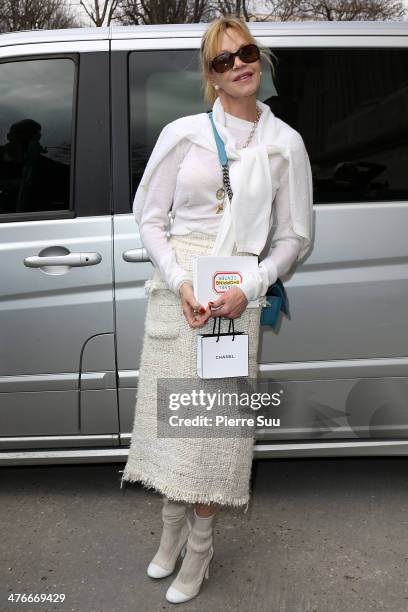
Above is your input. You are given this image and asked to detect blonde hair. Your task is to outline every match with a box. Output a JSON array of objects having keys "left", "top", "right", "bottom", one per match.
[{"left": 200, "top": 16, "right": 276, "bottom": 105}]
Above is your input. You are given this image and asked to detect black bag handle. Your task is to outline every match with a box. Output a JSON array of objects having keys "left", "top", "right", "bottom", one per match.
[{"left": 212, "top": 316, "right": 235, "bottom": 342}]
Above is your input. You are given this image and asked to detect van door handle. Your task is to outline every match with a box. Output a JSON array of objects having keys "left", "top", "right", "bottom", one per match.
[
  {"left": 24, "top": 252, "right": 102, "bottom": 268},
  {"left": 123, "top": 247, "right": 151, "bottom": 263}
]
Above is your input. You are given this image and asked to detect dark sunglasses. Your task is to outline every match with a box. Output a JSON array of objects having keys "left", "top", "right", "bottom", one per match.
[{"left": 211, "top": 43, "right": 260, "bottom": 74}]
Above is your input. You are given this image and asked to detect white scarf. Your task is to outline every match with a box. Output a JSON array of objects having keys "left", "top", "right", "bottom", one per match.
[{"left": 133, "top": 97, "right": 313, "bottom": 262}]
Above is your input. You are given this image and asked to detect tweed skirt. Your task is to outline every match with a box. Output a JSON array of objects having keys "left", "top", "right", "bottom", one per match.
[{"left": 120, "top": 231, "right": 262, "bottom": 512}]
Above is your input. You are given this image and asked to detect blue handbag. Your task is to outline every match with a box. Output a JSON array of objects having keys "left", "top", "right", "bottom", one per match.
[{"left": 207, "top": 111, "right": 289, "bottom": 330}]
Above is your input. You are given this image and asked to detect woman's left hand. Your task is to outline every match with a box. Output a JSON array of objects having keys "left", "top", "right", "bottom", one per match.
[{"left": 208, "top": 287, "right": 248, "bottom": 319}]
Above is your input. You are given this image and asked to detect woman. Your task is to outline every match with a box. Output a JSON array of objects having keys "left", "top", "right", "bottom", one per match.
[{"left": 120, "top": 16, "right": 314, "bottom": 604}]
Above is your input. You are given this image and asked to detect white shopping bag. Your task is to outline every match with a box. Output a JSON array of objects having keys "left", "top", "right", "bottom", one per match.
[{"left": 197, "top": 317, "right": 249, "bottom": 379}]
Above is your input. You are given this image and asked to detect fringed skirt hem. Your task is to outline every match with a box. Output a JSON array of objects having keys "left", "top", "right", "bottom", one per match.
[{"left": 120, "top": 465, "right": 251, "bottom": 512}]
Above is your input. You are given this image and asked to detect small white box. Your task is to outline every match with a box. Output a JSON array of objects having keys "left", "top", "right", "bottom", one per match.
[{"left": 192, "top": 255, "right": 259, "bottom": 308}]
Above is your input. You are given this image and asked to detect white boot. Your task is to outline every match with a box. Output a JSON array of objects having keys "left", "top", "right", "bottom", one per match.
[
  {"left": 147, "top": 496, "right": 192, "bottom": 579},
  {"left": 165, "top": 507, "right": 218, "bottom": 603}
]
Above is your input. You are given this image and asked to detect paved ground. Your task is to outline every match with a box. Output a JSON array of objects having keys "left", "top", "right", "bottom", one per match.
[{"left": 1, "top": 457, "right": 408, "bottom": 612}]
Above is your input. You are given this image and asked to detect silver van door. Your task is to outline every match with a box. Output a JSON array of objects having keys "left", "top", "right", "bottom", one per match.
[
  {"left": 110, "top": 47, "right": 153, "bottom": 445},
  {"left": 111, "top": 44, "right": 214, "bottom": 443},
  {"left": 256, "top": 43, "right": 408, "bottom": 442},
  {"left": 0, "top": 46, "right": 118, "bottom": 448},
  {"left": 112, "top": 35, "right": 408, "bottom": 447}
]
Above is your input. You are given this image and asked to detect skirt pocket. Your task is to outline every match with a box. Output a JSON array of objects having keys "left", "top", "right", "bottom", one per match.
[{"left": 145, "top": 284, "right": 181, "bottom": 340}]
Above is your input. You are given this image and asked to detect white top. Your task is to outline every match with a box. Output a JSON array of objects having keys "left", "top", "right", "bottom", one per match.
[{"left": 138, "top": 110, "right": 302, "bottom": 301}]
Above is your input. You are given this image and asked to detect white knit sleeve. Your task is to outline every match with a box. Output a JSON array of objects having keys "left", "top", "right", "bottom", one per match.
[
  {"left": 136, "top": 140, "right": 193, "bottom": 295},
  {"left": 239, "top": 164, "right": 302, "bottom": 302}
]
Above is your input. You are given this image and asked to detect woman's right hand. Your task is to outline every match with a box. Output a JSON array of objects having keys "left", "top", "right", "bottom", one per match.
[{"left": 179, "top": 282, "right": 211, "bottom": 329}]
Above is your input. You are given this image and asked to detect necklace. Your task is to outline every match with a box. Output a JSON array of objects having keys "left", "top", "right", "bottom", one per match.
[
  {"left": 236, "top": 106, "right": 263, "bottom": 150},
  {"left": 215, "top": 105, "right": 262, "bottom": 214}
]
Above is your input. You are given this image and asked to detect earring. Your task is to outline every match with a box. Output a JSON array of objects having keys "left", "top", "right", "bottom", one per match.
[
  {"left": 214, "top": 84, "right": 219, "bottom": 90},
  {"left": 260, "top": 71, "right": 262, "bottom": 76}
]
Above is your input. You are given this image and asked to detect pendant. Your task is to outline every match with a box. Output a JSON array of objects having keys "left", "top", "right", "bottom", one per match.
[{"left": 215, "top": 186, "right": 225, "bottom": 214}]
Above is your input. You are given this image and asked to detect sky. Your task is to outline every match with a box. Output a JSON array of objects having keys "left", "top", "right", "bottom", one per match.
[{"left": 69, "top": 0, "right": 408, "bottom": 27}]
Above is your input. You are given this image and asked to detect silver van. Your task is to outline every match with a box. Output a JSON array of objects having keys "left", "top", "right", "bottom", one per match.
[{"left": 1, "top": 21, "right": 408, "bottom": 465}]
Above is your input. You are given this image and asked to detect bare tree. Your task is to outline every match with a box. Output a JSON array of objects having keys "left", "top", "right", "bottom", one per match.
[
  {"left": 214, "top": 0, "right": 253, "bottom": 20},
  {"left": 115, "top": 0, "right": 213, "bottom": 24},
  {"left": 253, "top": 0, "right": 301, "bottom": 22},
  {"left": 0, "top": 0, "right": 79, "bottom": 32},
  {"left": 113, "top": 0, "right": 407, "bottom": 25},
  {"left": 301, "top": 0, "right": 406, "bottom": 20},
  {"left": 80, "top": 0, "right": 120, "bottom": 26},
  {"left": 262, "top": 0, "right": 407, "bottom": 22}
]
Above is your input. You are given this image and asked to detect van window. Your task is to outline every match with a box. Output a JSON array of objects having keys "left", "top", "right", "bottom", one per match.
[
  {"left": 128, "top": 49, "right": 275, "bottom": 209},
  {"left": 268, "top": 47, "right": 408, "bottom": 204},
  {"left": 128, "top": 47, "right": 408, "bottom": 208},
  {"left": 128, "top": 50, "right": 201, "bottom": 201},
  {"left": 0, "top": 58, "right": 74, "bottom": 217}
]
